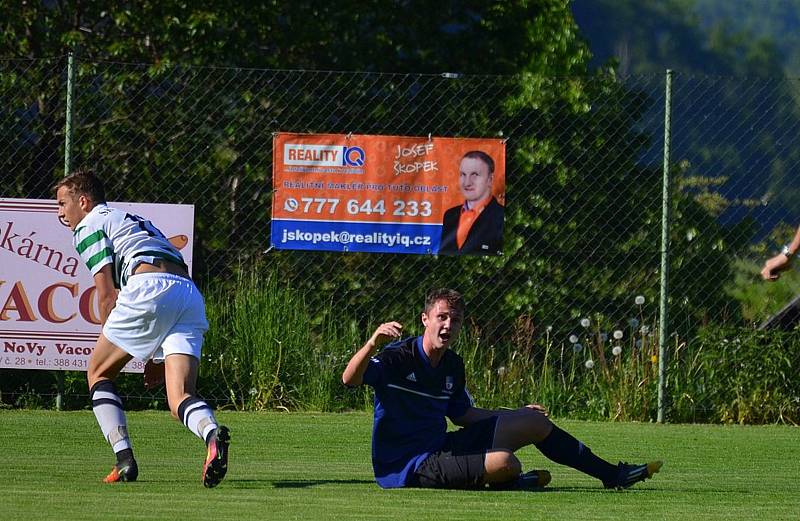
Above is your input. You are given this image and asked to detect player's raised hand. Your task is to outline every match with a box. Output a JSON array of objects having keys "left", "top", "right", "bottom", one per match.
[
  {"left": 368, "top": 321, "right": 403, "bottom": 349},
  {"left": 343, "top": 321, "right": 403, "bottom": 387},
  {"left": 525, "top": 403, "right": 549, "bottom": 416},
  {"left": 762, "top": 254, "right": 791, "bottom": 281}
]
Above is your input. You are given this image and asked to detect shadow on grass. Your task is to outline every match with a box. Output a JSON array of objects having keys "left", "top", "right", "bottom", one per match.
[
  {"left": 400, "top": 485, "right": 667, "bottom": 494},
  {"left": 273, "top": 479, "right": 376, "bottom": 488},
  {"left": 270, "top": 482, "right": 658, "bottom": 493},
  {"left": 113, "top": 478, "right": 375, "bottom": 489},
  {"left": 543, "top": 486, "right": 660, "bottom": 493}
]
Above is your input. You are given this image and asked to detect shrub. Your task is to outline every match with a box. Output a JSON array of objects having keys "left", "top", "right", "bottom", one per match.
[{"left": 671, "top": 326, "right": 800, "bottom": 424}]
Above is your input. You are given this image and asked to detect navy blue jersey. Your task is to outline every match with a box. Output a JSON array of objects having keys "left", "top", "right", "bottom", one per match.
[{"left": 362, "top": 336, "right": 472, "bottom": 488}]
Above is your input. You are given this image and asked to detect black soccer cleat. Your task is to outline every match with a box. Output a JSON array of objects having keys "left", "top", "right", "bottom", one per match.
[
  {"left": 104, "top": 458, "right": 138, "bottom": 483},
  {"left": 515, "top": 469, "right": 552, "bottom": 490},
  {"left": 202, "top": 426, "right": 230, "bottom": 488},
  {"left": 604, "top": 461, "right": 662, "bottom": 490}
]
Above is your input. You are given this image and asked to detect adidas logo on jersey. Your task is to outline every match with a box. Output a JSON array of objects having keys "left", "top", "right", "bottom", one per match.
[{"left": 405, "top": 372, "right": 417, "bottom": 382}]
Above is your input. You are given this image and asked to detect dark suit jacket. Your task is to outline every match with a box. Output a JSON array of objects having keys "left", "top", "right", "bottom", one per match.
[{"left": 438, "top": 197, "right": 504, "bottom": 255}]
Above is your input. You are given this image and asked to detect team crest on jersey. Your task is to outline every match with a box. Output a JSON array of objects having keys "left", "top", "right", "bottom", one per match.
[{"left": 445, "top": 376, "right": 453, "bottom": 391}]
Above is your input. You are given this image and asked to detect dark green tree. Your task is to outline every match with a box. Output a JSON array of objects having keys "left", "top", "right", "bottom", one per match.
[{"left": 0, "top": 0, "right": 740, "bottom": 342}]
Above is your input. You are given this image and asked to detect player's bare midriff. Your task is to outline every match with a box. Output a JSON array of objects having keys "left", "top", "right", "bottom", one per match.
[{"left": 133, "top": 259, "right": 190, "bottom": 279}]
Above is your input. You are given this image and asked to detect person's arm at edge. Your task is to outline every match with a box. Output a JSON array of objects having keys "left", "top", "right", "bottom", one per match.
[
  {"left": 93, "top": 264, "right": 118, "bottom": 325},
  {"left": 341, "top": 321, "right": 403, "bottom": 387},
  {"left": 762, "top": 225, "right": 800, "bottom": 281}
]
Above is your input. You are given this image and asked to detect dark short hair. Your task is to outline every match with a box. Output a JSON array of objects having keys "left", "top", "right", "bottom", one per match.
[
  {"left": 52, "top": 169, "right": 107, "bottom": 204},
  {"left": 462, "top": 150, "right": 494, "bottom": 175},
  {"left": 424, "top": 288, "right": 465, "bottom": 316}
]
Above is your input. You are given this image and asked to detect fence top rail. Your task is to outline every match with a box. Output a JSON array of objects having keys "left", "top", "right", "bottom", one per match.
[
  {"left": 0, "top": 55, "right": 680, "bottom": 80},
  {"left": 7, "top": 55, "right": 800, "bottom": 82}
]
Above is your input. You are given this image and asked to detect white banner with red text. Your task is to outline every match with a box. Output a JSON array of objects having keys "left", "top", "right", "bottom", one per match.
[{"left": 0, "top": 199, "right": 195, "bottom": 373}]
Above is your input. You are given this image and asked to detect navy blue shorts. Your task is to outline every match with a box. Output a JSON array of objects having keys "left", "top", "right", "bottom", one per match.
[{"left": 409, "top": 416, "right": 498, "bottom": 490}]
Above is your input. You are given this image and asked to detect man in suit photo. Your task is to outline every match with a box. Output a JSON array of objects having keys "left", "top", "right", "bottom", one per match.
[{"left": 439, "top": 150, "right": 504, "bottom": 255}]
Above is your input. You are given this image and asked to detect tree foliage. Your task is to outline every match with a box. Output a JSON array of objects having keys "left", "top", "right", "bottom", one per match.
[
  {"left": 0, "top": 1, "right": 748, "bottom": 341},
  {"left": 572, "top": 0, "right": 800, "bottom": 327}
]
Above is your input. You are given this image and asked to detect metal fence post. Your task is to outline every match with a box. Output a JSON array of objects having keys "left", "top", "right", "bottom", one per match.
[
  {"left": 55, "top": 51, "right": 76, "bottom": 411},
  {"left": 64, "top": 51, "right": 75, "bottom": 175},
  {"left": 657, "top": 69, "right": 673, "bottom": 423}
]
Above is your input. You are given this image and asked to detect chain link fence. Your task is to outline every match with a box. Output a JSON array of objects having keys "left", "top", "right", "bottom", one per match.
[{"left": 2, "top": 57, "right": 799, "bottom": 420}]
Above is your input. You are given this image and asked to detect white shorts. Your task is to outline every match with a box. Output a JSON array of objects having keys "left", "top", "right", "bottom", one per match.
[{"left": 103, "top": 272, "right": 209, "bottom": 362}]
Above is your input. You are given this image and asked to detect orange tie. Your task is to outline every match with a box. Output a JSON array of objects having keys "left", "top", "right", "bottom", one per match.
[
  {"left": 456, "top": 208, "right": 477, "bottom": 249},
  {"left": 456, "top": 198, "right": 490, "bottom": 249}
]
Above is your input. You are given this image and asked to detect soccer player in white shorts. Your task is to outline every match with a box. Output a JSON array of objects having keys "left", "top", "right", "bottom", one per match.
[{"left": 55, "top": 170, "right": 230, "bottom": 487}]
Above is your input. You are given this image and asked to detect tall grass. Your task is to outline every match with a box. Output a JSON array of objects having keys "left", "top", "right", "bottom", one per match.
[
  {"left": 201, "top": 270, "right": 370, "bottom": 411},
  {"left": 460, "top": 318, "right": 799, "bottom": 424},
  {"left": 197, "top": 273, "right": 800, "bottom": 423},
  {"left": 11, "top": 268, "right": 794, "bottom": 424},
  {"left": 457, "top": 313, "right": 662, "bottom": 421},
  {"left": 200, "top": 274, "right": 799, "bottom": 423},
  {"left": 669, "top": 327, "right": 800, "bottom": 425}
]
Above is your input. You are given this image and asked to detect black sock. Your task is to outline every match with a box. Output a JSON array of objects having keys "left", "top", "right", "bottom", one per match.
[
  {"left": 115, "top": 448, "right": 134, "bottom": 464},
  {"left": 534, "top": 425, "right": 617, "bottom": 483}
]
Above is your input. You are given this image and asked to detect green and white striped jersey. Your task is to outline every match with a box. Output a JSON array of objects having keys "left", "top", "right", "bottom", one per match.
[{"left": 73, "top": 203, "right": 187, "bottom": 288}]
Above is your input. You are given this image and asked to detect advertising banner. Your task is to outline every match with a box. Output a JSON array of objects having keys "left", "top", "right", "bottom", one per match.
[
  {"left": 271, "top": 133, "right": 506, "bottom": 255},
  {"left": 0, "top": 199, "right": 195, "bottom": 373}
]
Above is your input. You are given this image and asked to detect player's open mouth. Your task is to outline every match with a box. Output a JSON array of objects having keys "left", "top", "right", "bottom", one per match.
[{"left": 439, "top": 332, "right": 450, "bottom": 342}]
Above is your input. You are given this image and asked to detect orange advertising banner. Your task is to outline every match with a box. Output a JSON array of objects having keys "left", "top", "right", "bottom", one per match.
[{"left": 271, "top": 133, "right": 506, "bottom": 255}]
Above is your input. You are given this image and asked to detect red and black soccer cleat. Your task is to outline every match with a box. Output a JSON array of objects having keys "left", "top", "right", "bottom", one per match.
[
  {"left": 103, "top": 459, "right": 138, "bottom": 483},
  {"left": 202, "top": 426, "right": 230, "bottom": 488}
]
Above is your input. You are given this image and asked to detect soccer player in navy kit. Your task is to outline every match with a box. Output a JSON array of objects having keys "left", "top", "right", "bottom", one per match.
[
  {"left": 342, "top": 288, "right": 662, "bottom": 490},
  {"left": 55, "top": 170, "right": 229, "bottom": 487}
]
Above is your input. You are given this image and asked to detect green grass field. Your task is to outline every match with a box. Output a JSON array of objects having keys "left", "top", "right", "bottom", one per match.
[{"left": 2, "top": 410, "right": 798, "bottom": 520}]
